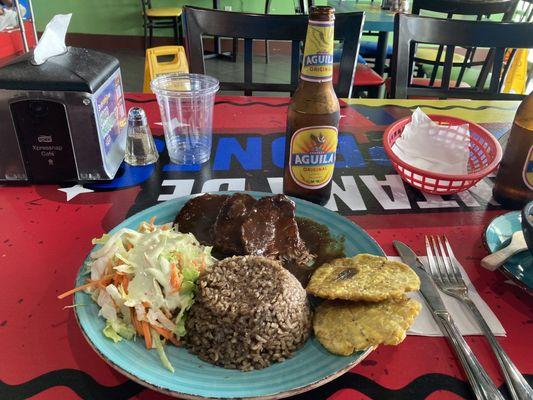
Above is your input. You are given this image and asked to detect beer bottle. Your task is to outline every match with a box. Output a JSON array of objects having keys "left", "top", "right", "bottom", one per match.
[
  {"left": 493, "top": 93, "right": 533, "bottom": 208},
  {"left": 283, "top": 6, "right": 340, "bottom": 206}
]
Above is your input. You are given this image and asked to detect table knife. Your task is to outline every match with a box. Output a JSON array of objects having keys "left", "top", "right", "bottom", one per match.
[{"left": 393, "top": 241, "right": 505, "bottom": 400}]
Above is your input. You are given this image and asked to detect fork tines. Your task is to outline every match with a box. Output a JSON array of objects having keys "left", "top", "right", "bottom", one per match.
[{"left": 425, "top": 235, "right": 466, "bottom": 288}]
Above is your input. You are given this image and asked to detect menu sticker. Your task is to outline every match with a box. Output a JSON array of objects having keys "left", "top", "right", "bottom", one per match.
[{"left": 95, "top": 73, "right": 127, "bottom": 155}]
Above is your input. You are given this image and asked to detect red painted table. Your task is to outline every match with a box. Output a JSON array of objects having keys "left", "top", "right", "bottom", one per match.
[{"left": 1, "top": 95, "right": 531, "bottom": 400}]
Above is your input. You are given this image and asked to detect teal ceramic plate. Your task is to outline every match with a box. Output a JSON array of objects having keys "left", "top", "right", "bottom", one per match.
[
  {"left": 484, "top": 211, "right": 533, "bottom": 294},
  {"left": 74, "top": 191, "right": 384, "bottom": 399}
]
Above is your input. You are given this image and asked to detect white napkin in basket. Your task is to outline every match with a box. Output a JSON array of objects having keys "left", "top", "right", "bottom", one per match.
[
  {"left": 387, "top": 256, "right": 506, "bottom": 337},
  {"left": 392, "top": 108, "right": 471, "bottom": 175}
]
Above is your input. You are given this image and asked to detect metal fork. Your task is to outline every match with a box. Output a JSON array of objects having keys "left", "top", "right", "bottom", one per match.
[{"left": 426, "top": 235, "right": 533, "bottom": 400}]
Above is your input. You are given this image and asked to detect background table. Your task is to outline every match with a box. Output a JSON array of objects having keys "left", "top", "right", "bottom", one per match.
[
  {"left": 302, "top": 1, "right": 395, "bottom": 76},
  {"left": 1, "top": 96, "right": 532, "bottom": 400}
]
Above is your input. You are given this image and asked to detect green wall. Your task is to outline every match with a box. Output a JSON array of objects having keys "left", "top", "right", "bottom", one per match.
[{"left": 32, "top": 0, "right": 318, "bottom": 36}]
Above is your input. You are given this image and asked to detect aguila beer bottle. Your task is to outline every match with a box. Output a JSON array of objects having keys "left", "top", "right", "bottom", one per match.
[
  {"left": 283, "top": 6, "right": 340, "bottom": 206},
  {"left": 493, "top": 93, "right": 533, "bottom": 208}
]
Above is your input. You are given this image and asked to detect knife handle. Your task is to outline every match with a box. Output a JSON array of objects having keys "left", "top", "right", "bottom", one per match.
[{"left": 435, "top": 312, "right": 505, "bottom": 400}]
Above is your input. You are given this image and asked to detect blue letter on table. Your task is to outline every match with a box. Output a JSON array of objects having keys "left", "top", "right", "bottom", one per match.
[{"left": 213, "top": 137, "right": 262, "bottom": 171}]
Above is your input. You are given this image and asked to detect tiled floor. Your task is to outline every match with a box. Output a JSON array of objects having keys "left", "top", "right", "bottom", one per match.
[{"left": 115, "top": 49, "right": 292, "bottom": 96}]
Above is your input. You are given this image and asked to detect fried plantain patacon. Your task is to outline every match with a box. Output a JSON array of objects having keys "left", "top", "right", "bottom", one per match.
[
  {"left": 313, "top": 297, "right": 421, "bottom": 356},
  {"left": 306, "top": 254, "right": 420, "bottom": 302}
]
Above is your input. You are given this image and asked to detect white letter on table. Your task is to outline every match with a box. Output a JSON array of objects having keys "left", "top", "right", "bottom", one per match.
[
  {"left": 360, "top": 174, "right": 411, "bottom": 210},
  {"left": 201, "top": 178, "right": 246, "bottom": 192},
  {"left": 267, "top": 177, "right": 283, "bottom": 194},
  {"left": 325, "top": 176, "right": 366, "bottom": 212},
  {"left": 417, "top": 192, "right": 459, "bottom": 209},
  {"left": 158, "top": 179, "right": 195, "bottom": 201}
]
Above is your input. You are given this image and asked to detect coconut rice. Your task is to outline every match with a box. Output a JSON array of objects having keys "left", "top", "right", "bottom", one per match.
[{"left": 185, "top": 255, "right": 312, "bottom": 371}]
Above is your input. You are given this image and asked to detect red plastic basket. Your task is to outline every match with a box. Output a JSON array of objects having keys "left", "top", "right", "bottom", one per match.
[{"left": 383, "top": 115, "right": 503, "bottom": 195}]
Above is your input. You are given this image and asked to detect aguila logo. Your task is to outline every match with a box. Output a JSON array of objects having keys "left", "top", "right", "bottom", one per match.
[
  {"left": 304, "top": 51, "right": 333, "bottom": 67},
  {"left": 292, "top": 133, "right": 335, "bottom": 166}
]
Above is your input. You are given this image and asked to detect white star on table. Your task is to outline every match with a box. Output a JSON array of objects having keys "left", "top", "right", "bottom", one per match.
[{"left": 58, "top": 184, "right": 94, "bottom": 201}]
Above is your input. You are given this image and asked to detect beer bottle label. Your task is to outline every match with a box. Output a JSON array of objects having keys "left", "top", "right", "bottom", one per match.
[
  {"left": 289, "top": 126, "right": 338, "bottom": 189},
  {"left": 301, "top": 20, "right": 334, "bottom": 82},
  {"left": 523, "top": 145, "right": 533, "bottom": 190}
]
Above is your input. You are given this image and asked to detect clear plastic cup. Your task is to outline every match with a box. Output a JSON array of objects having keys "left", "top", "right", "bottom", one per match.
[{"left": 151, "top": 73, "right": 219, "bottom": 165}]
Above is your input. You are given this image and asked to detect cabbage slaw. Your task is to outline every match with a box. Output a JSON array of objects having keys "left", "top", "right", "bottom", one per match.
[{"left": 59, "top": 218, "right": 215, "bottom": 372}]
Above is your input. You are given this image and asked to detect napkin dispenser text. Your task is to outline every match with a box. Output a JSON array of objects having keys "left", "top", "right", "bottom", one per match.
[{"left": 0, "top": 47, "right": 127, "bottom": 182}]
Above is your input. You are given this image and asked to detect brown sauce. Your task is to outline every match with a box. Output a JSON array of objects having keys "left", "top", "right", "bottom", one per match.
[
  {"left": 176, "top": 194, "right": 345, "bottom": 287},
  {"left": 283, "top": 217, "right": 345, "bottom": 286}
]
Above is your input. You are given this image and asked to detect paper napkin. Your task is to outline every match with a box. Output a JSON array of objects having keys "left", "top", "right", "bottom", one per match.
[
  {"left": 392, "top": 108, "right": 471, "bottom": 175},
  {"left": 32, "top": 14, "right": 72, "bottom": 65},
  {"left": 387, "top": 256, "right": 506, "bottom": 337}
]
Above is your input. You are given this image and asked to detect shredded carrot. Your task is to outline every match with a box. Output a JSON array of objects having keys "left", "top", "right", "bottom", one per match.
[
  {"left": 200, "top": 256, "right": 206, "bottom": 272},
  {"left": 105, "top": 259, "right": 115, "bottom": 276},
  {"left": 169, "top": 263, "right": 182, "bottom": 292},
  {"left": 161, "top": 225, "right": 170, "bottom": 231},
  {"left": 113, "top": 273, "right": 121, "bottom": 287},
  {"left": 57, "top": 274, "right": 114, "bottom": 299},
  {"left": 142, "top": 301, "right": 151, "bottom": 308},
  {"left": 149, "top": 216, "right": 156, "bottom": 225},
  {"left": 131, "top": 309, "right": 144, "bottom": 336},
  {"left": 169, "top": 336, "right": 181, "bottom": 347},
  {"left": 133, "top": 319, "right": 143, "bottom": 336},
  {"left": 126, "top": 242, "right": 134, "bottom": 250},
  {"left": 122, "top": 276, "right": 129, "bottom": 293},
  {"left": 151, "top": 324, "right": 173, "bottom": 341},
  {"left": 142, "top": 321, "right": 152, "bottom": 349}
]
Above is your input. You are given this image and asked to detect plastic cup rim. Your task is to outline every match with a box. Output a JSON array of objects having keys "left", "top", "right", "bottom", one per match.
[{"left": 151, "top": 73, "right": 220, "bottom": 98}]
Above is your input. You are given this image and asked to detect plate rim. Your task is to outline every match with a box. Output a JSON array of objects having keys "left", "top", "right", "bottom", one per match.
[
  {"left": 483, "top": 210, "right": 533, "bottom": 295},
  {"left": 73, "top": 191, "right": 384, "bottom": 398},
  {"left": 74, "top": 308, "right": 373, "bottom": 400}
]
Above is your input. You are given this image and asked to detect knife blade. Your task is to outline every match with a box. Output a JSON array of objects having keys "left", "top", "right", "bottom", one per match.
[{"left": 393, "top": 240, "right": 448, "bottom": 314}]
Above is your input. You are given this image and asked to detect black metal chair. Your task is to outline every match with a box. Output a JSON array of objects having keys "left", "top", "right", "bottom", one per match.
[
  {"left": 410, "top": 0, "right": 519, "bottom": 88},
  {"left": 183, "top": 6, "right": 365, "bottom": 98},
  {"left": 140, "top": 0, "right": 183, "bottom": 50},
  {"left": 391, "top": 13, "right": 533, "bottom": 100}
]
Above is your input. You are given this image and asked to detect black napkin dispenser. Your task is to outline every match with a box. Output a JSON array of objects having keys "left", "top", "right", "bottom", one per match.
[{"left": 0, "top": 47, "right": 127, "bottom": 182}]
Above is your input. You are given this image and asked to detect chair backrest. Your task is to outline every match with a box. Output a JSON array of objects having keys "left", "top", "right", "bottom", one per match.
[
  {"left": 182, "top": 6, "right": 365, "bottom": 97},
  {"left": 391, "top": 13, "right": 533, "bottom": 100},
  {"left": 412, "top": 0, "right": 518, "bottom": 20},
  {"left": 410, "top": 0, "right": 519, "bottom": 88}
]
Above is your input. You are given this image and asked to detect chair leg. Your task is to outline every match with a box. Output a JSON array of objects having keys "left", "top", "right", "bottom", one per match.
[
  {"left": 264, "top": 0, "right": 271, "bottom": 63},
  {"left": 415, "top": 63, "right": 425, "bottom": 78},
  {"left": 149, "top": 25, "right": 153, "bottom": 48},
  {"left": 178, "top": 17, "right": 184, "bottom": 45},
  {"left": 144, "top": 24, "right": 148, "bottom": 51},
  {"left": 173, "top": 17, "right": 179, "bottom": 44},
  {"left": 214, "top": 35, "right": 220, "bottom": 55},
  {"left": 232, "top": 38, "right": 238, "bottom": 62},
  {"left": 374, "top": 31, "right": 389, "bottom": 76},
  {"left": 368, "top": 86, "right": 380, "bottom": 98}
]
